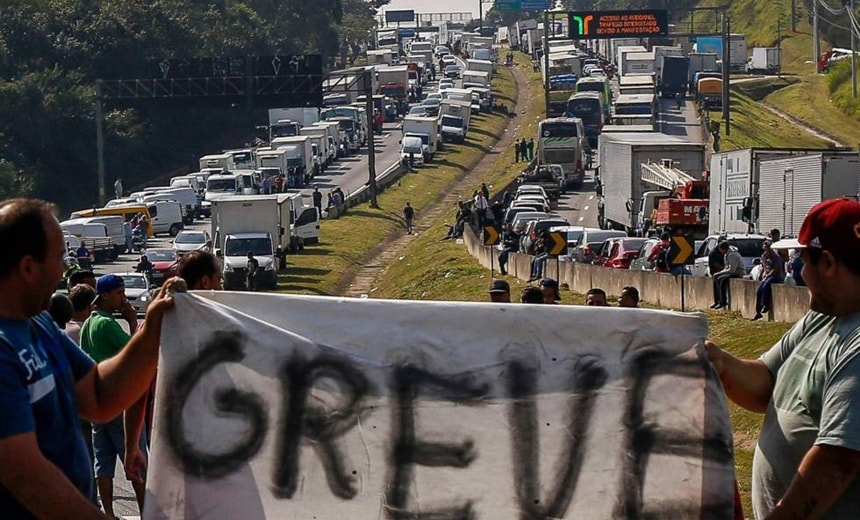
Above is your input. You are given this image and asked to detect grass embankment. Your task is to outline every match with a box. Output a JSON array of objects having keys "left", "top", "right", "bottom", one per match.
[
  {"left": 277, "top": 54, "right": 520, "bottom": 295},
  {"left": 706, "top": 87, "right": 832, "bottom": 150}
]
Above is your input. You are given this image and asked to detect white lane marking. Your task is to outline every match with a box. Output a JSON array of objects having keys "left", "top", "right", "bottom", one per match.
[
  {"left": 588, "top": 195, "right": 594, "bottom": 200},
  {"left": 583, "top": 206, "right": 589, "bottom": 211},
  {"left": 578, "top": 216, "right": 584, "bottom": 222}
]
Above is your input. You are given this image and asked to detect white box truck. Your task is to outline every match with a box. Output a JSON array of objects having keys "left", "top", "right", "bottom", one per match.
[
  {"left": 597, "top": 132, "right": 705, "bottom": 233},
  {"left": 299, "top": 126, "right": 336, "bottom": 166},
  {"left": 268, "top": 108, "right": 319, "bottom": 128},
  {"left": 270, "top": 136, "right": 315, "bottom": 188},
  {"left": 438, "top": 99, "right": 472, "bottom": 143},
  {"left": 198, "top": 153, "right": 234, "bottom": 172},
  {"left": 466, "top": 59, "right": 494, "bottom": 76},
  {"left": 313, "top": 121, "right": 346, "bottom": 158},
  {"left": 620, "top": 51, "right": 655, "bottom": 76},
  {"left": 210, "top": 195, "right": 285, "bottom": 290},
  {"left": 402, "top": 116, "right": 440, "bottom": 160},
  {"left": 462, "top": 70, "right": 490, "bottom": 89},
  {"left": 756, "top": 153, "right": 859, "bottom": 236},
  {"left": 746, "top": 47, "right": 781, "bottom": 74}
]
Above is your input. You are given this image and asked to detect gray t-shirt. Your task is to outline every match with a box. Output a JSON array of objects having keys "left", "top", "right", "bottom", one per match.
[{"left": 754, "top": 310, "right": 860, "bottom": 519}]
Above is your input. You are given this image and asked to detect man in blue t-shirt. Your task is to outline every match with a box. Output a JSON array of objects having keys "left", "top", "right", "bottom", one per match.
[{"left": 0, "top": 198, "right": 176, "bottom": 519}]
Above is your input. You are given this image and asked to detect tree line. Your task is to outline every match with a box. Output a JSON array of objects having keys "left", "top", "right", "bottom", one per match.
[{"left": 0, "top": 0, "right": 384, "bottom": 212}]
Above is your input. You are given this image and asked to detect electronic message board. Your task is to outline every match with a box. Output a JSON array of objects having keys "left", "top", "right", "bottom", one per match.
[{"left": 568, "top": 10, "right": 669, "bottom": 39}]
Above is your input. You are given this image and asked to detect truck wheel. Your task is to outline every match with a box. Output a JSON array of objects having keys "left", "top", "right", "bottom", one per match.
[{"left": 169, "top": 224, "right": 181, "bottom": 237}]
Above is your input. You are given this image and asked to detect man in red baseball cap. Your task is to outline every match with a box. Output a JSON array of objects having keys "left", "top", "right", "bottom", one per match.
[{"left": 706, "top": 198, "right": 860, "bottom": 519}]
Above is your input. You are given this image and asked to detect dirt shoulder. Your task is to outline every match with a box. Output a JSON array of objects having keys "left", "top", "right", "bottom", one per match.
[{"left": 337, "top": 60, "right": 538, "bottom": 297}]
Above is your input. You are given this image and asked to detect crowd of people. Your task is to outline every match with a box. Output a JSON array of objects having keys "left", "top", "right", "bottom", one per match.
[{"left": 1, "top": 196, "right": 859, "bottom": 519}]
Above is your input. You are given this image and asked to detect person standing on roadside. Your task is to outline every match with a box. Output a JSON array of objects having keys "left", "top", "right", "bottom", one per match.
[
  {"left": 752, "top": 239, "right": 784, "bottom": 320},
  {"left": 474, "top": 190, "right": 489, "bottom": 228},
  {"left": 312, "top": 186, "right": 323, "bottom": 213},
  {"left": 706, "top": 198, "right": 860, "bottom": 519},
  {"left": 527, "top": 138, "right": 535, "bottom": 161},
  {"left": 515, "top": 139, "right": 521, "bottom": 162},
  {"left": 113, "top": 177, "right": 123, "bottom": 199},
  {"left": 403, "top": 202, "right": 415, "bottom": 235},
  {"left": 0, "top": 197, "right": 175, "bottom": 520},
  {"left": 80, "top": 275, "right": 148, "bottom": 517},
  {"left": 246, "top": 251, "right": 259, "bottom": 291}
]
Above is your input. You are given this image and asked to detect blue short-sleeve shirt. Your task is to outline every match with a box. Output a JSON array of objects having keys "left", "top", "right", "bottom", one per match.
[{"left": 0, "top": 311, "right": 95, "bottom": 518}]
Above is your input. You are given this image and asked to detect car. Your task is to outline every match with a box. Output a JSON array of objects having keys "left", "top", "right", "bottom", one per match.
[
  {"left": 515, "top": 185, "right": 548, "bottom": 199},
  {"left": 421, "top": 97, "right": 441, "bottom": 116},
  {"left": 514, "top": 193, "right": 551, "bottom": 212},
  {"left": 593, "top": 237, "right": 649, "bottom": 269},
  {"left": 438, "top": 80, "right": 455, "bottom": 90},
  {"left": 441, "top": 54, "right": 456, "bottom": 65},
  {"left": 424, "top": 92, "right": 442, "bottom": 102},
  {"left": 399, "top": 136, "right": 425, "bottom": 168},
  {"left": 629, "top": 238, "right": 660, "bottom": 271},
  {"left": 435, "top": 46, "right": 450, "bottom": 57},
  {"left": 141, "top": 248, "right": 179, "bottom": 285},
  {"left": 117, "top": 272, "right": 154, "bottom": 315},
  {"left": 172, "top": 229, "right": 212, "bottom": 255},
  {"left": 570, "top": 229, "right": 627, "bottom": 263},
  {"left": 691, "top": 233, "right": 769, "bottom": 277},
  {"left": 444, "top": 64, "right": 460, "bottom": 78},
  {"left": 408, "top": 106, "right": 428, "bottom": 117},
  {"left": 589, "top": 69, "right": 606, "bottom": 78},
  {"left": 519, "top": 217, "right": 571, "bottom": 254},
  {"left": 509, "top": 200, "right": 546, "bottom": 213},
  {"left": 551, "top": 225, "right": 588, "bottom": 258},
  {"left": 510, "top": 211, "right": 551, "bottom": 234}
]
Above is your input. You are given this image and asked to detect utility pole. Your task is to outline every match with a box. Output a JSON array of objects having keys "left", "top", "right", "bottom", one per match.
[
  {"left": 791, "top": 0, "right": 797, "bottom": 31},
  {"left": 853, "top": 0, "right": 857, "bottom": 99},
  {"left": 95, "top": 80, "right": 106, "bottom": 206},
  {"left": 478, "top": 0, "right": 483, "bottom": 36},
  {"left": 364, "top": 71, "right": 379, "bottom": 208},
  {"left": 813, "top": 0, "right": 820, "bottom": 72},
  {"left": 543, "top": 9, "right": 550, "bottom": 117},
  {"left": 777, "top": 17, "right": 782, "bottom": 78},
  {"left": 722, "top": 13, "right": 731, "bottom": 136}
]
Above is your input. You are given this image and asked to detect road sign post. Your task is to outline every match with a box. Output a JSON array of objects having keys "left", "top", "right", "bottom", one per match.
[
  {"left": 545, "top": 231, "right": 566, "bottom": 283},
  {"left": 668, "top": 235, "right": 695, "bottom": 312},
  {"left": 484, "top": 226, "right": 501, "bottom": 277}
]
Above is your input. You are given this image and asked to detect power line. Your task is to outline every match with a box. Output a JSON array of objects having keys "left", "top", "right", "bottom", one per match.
[{"left": 816, "top": 0, "right": 847, "bottom": 16}]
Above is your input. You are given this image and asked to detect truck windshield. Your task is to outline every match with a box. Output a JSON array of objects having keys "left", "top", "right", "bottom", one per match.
[
  {"left": 322, "top": 95, "right": 349, "bottom": 107},
  {"left": 225, "top": 237, "right": 272, "bottom": 257},
  {"left": 577, "top": 81, "right": 605, "bottom": 94},
  {"left": 337, "top": 120, "right": 354, "bottom": 131},
  {"left": 380, "top": 85, "right": 406, "bottom": 97},
  {"left": 270, "top": 125, "right": 298, "bottom": 138},
  {"left": 232, "top": 152, "right": 253, "bottom": 167},
  {"left": 405, "top": 133, "right": 429, "bottom": 145},
  {"left": 207, "top": 179, "right": 237, "bottom": 192},
  {"left": 441, "top": 115, "right": 463, "bottom": 127},
  {"left": 614, "top": 103, "right": 653, "bottom": 115}
]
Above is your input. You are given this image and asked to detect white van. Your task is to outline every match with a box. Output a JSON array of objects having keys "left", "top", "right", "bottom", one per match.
[
  {"left": 145, "top": 201, "right": 185, "bottom": 237},
  {"left": 205, "top": 173, "right": 244, "bottom": 201},
  {"left": 169, "top": 175, "right": 202, "bottom": 193},
  {"left": 145, "top": 187, "right": 200, "bottom": 223},
  {"left": 76, "top": 216, "right": 126, "bottom": 256}
]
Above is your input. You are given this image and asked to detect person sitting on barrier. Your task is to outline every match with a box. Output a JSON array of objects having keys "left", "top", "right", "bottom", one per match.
[
  {"left": 649, "top": 233, "right": 672, "bottom": 273},
  {"left": 752, "top": 239, "right": 785, "bottom": 321},
  {"left": 529, "top": 230, "right": 552, "bottom": 282},
  {"left": 711, "top": 241, "right": 745, "bottom": 310},
  {"left": 498, "top": 224, "right": 519, "bottom": 276}
]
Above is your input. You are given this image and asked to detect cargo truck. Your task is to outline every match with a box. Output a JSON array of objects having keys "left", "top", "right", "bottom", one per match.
[
  {"left": 439, "top": 99, "right": 471, "bottom": 143},
  {"left": 199, "top": 153, "right": 235, "bottom": 172},
  {"left": 596, "top": 132, "right": 705, "bottom": 233},
  {"left": 299, "top": 126, "right": 336, "bottom": 166},
  {"left": 466, "top": 59, "right": 494, "bottom": 76},
  {"left": 268, "top": 108, "right": 319, "bottom": 128},
  {"left": 402, "top": 116, "right": 440, "bottom": 159},
  {"left": 620, "top": 51, "right": 655, "bottom": 76},
  {"left": 659, "top": 56, "right": 690, "bottom": 98},
  {"left": 687, "top": 53, "right": 719, "bottom": 91},
  {"left": 707, "top": 148, "right": 850, "bottom": 235},
  {"left": 653, "top": 46, "right": 684, "bottom": 86},
  {"left": 270, "top": 136, "right": 314, "bottom": 188},
  {"left": 746, "top": 47, "right": 781, "bottom": 74},
  {"left": 462, "top": 70, "right": 490, "bottom": 89},
  {"left": 694, "top": 34, "right": 747, "bottom": 71},
  {"left": 755, "top": 153, "right": 859, "bottom": 236}
]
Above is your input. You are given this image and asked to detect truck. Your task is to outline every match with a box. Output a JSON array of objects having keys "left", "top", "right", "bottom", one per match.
[
  {"left": 620, "top": 51, "right": 655, "bottom": 76},
  {"left": 402, "top": 116, "right": 440, "bottom": 160},
  {"left": 697, "top": 78, "right": 723, "bottom": 108},
  {"left": 210, "top": 195, "right": 285, "bottom": 290},
  {"left": 615, "top": 45, "right": 647, "bottom": 68},
  {"left": 439, "top": 99, "right": 472, "bottom": 143},
  {"left": 638, "top": 160, "right": 711, "bottom": 239},
  {"left": 694, "top": 34, "right": 747, "bottom": 71},
  {"left": 328, "top": 116, "right": 361, "bottom": 153},
  {"left": 652, "top": 46, "right": 684, "bottom": 86},
  {"left": 596, "top": 132, "right": 705, "bottom": 234},
  {"left": 269, "top": 120, "right": 302, "bottom": 141},
  {"left": 466, "top": 59, "right": 494, "bottom": 77},
  {"left": 255, "top": 148, "right": 289, "bottom": 181},
  {"left": 270, "top": 136, "right": 314, "bottom": 188},
  {"left": 756, "top": 153, "right": 859, "bottom": 236},
  {"left": 687, "top": 53, "right": 719, "bottom": 91},
  {"left": 707, "top": 148, "right": 848, "bottom": 235},
  {"left": 376, "top": 65, "right": 409, "bottom": 101},
  {"left": 462, "top": 70, "right": 490, "bottom": 89},
  {"left": 746, "top": 47, "right": 781, "bottom": 74},
  {"left": 659, "top": 56, "right": 690, "bottom": 98},
  {"left": 366, "top": 49, "right": 394, "bottom": 66},
  {"left": 313, "top": 121, "right": 346, "bottom": 159},
  {"left": 321, "top": 105, "right": 367, "bottom": 146},
  {"left": 60, "top": 220, "right": 116, "bottom": 262},
  {"left": 199, "top": 153, "right": 235, "bottom": 172},
  {"left": 299, "top": 126, "right": 335, "bottom": 166}
]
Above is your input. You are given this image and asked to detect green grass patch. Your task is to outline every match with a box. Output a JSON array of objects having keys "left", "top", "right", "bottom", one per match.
[
  {"left": 733, "top": 76, "right": 798, "bottom": 101},
  {"left": 707, "top": 88, "right": 832, "bottom": 150},
  {"left": 275, "top": 55, "right": 520, "bottom": 295},
  {"left": 826, "top": 59, "right": 860, "bottom": 120}
]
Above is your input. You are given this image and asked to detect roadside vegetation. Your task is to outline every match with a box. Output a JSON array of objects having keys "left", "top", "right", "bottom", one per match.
[{"left": 279, "top": 57, "right": 521, "bottom": 295}]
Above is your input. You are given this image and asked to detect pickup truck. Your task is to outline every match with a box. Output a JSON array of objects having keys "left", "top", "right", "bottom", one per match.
[{"left": 518, "top": 165, "right": 561, "bottom": 202}]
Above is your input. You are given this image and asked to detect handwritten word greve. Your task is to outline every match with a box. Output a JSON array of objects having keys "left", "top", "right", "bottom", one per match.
[{"left": 163, "top": 331, "right": 734, "bottom": 519}]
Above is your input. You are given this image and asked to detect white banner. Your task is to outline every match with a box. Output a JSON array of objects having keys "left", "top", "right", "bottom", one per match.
[{"left": 144, "top": 292, "right": 735, "bottom": 520}]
